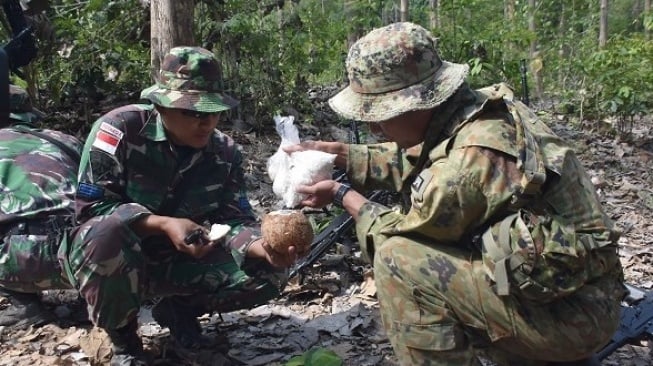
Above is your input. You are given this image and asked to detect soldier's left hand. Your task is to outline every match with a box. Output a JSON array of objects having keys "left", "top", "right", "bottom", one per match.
[{"left": 248, "top": 238, "right": 297, "bottom": 268}]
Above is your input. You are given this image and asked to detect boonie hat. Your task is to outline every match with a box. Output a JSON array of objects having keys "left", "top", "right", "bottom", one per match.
[
  {"left": 141, "top": 46, "right": 239, "bottom": 112},
  {"left": 329, "top": 22, "right": 469, "bottom": 122},
  {"left": 9, "top": 85, "right": 46, "bottom": 123}
]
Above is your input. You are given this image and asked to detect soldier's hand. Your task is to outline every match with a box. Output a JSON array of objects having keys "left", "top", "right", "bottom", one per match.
[
  {"left": 247, "top": 238, "right": 297, "bottom": 268},
  {"left": 165, "top": 218, "right": 216, "bottom": 258},
  {"left": 295, "top": 180, "right": 339, "bottom": 208}
]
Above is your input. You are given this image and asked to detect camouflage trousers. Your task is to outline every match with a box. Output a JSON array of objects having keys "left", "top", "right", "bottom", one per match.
[
  {"left": 373, "top": 235, "right": 625, "bottom": 366},
  {"left": 0, "top": 215, "right": 286, "bottom": 330}
]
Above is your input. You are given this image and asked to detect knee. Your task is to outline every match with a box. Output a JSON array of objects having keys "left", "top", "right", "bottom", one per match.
[{"left": 73, "top": 215, "right": 141, "bottom": 264}]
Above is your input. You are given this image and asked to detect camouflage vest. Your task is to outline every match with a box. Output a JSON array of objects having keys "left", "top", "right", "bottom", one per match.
[{"left": 469, "top": 84, "right": 620, "bottom": 303}]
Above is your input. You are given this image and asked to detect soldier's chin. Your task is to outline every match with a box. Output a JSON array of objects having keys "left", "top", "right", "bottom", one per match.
[{"left": 188, "top": 135, "right": 211, "bottom": 148}]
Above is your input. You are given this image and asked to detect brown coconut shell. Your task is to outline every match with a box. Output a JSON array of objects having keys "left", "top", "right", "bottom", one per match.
[{"left": 261, "top": 210, "right": 314, "bottom": 256}]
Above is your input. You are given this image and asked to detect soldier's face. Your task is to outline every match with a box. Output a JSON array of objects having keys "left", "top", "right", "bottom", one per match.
[
  {"left": 159, "top": 108, "right": 220, "bottom": 148},
  {"left": 374, "top": 109, "right": 433, "bottom": 148}
]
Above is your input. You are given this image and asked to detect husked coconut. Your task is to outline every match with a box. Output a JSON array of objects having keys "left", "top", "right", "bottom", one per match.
[{"left": 261, "top": 210, "right": 313, "bottom": 256}]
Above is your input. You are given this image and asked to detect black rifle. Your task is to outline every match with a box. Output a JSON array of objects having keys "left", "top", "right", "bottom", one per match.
[
  {"left": 289, "top": 189, "right": 385, "bottom": 280},
  {"left": 596, "top": 283, "right": 653, "bottom": 360},
  {"left": 519, "top": 59, "right": 530, "bottom": 106}
]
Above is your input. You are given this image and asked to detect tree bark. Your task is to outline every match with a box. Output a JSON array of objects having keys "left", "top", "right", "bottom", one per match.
[
  {"left": 599, "top": 0, "right": 609, "bottom": 48},
  {"left": 504, "top": 0, "right": 515, "bottom": 20},
  {"left": 150, "top": 0, "right": 196, "bottom": 76},
  {"left": 528, "top": 0, "right": 543, "bottom": 101},
  {"left": 399, "top": 0, "right": 409, "bottom": 22},
  {"left": 429, "top": 0, "right": 439, "bottom": 29},
  {"left": 645, "top": 0, "right": 651, "bottom": 39}
]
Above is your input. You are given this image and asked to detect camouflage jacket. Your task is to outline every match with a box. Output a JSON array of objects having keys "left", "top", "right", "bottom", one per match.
[
  {"left": 76, "top": 104, "right": 259, "bottom": 261},
  {"left": 347, "top": 84, "right": 619, "bottom": 262},
  {"left": 0, "top": 124, "right": 82, "bottom": 224}
]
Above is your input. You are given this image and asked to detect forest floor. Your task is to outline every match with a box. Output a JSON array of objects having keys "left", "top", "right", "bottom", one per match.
[{"left": 0, "top": 94, "right": 652, "bottom": 366}]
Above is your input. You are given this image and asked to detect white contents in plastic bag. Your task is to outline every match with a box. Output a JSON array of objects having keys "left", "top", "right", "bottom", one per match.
[{"left": 267, "top": 115, "right": 336, "bottom": 208}]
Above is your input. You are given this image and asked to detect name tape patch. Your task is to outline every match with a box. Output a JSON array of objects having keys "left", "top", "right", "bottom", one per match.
[{"left": 77, "top": 182, "right": 105, "bottom": 200}]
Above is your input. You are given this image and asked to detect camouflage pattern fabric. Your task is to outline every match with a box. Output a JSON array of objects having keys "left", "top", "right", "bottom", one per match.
[
  {"left": 328, "top": 22, "right": 469, "bottom": 122},
  {"left": 345, "top": 84, "right": 624, "bottom": 365},
  {"left": 67, "top": 104, "right": 284, "bottom": 329},
  {"left": 140, "top": 46, "right": 239, "bottom": 113},
  {"left": 8, "top": 85, "right": 45, "bottom": 123},
  {"left": 0, "top": 125, "right": 82, "bottom": 292}
]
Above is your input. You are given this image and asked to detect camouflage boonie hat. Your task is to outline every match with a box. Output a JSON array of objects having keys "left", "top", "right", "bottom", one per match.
[
  {"left": 9, "top": 85, "right": 45, "bottom": 123},
  {"left": 329, "top": 22, "right": 469, "bottom": 122},
  {"left": 140, "top": 46, "right": 239, "bottom": 113}
]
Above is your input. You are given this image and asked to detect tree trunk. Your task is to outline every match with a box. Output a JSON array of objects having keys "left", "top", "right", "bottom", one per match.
[
  {"left": 429, "top": 0, "right": 439, "bottom": 29},
  {"left": 599, "top": 0, "right": 609, "bottom": 48},
  {"left": 504, "top": 0, "right": 515, "bottom": 20},
  {"left": 150, "top": 0, "right": 196, "bottom": 76},
  {"left": 645, "top": 0, "right": 651, "bottom": 39},
  {"left": 528, "top": 0, "right": 543, "bottom": 102},
  {"left": 399, "top": 0, "right": 409, "bottom": 22}
]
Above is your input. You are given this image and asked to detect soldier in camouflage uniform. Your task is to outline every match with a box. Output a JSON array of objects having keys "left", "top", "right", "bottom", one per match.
[
  {"left": 67, "top": 46, "right": 297, "bottom": 366},
  {"left": 286, "top": 23, "right": 625, "bottom": 366},
  {"left": 0, "top": 85, "right": 82, "bottom": 328}
]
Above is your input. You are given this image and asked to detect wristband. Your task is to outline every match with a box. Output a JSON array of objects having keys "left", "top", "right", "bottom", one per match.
[{"left": 333, "top": 184, "right": 351, "bottom": 208}]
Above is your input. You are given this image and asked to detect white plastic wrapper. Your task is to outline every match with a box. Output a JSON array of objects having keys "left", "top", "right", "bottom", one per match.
[{"left": 267, "top": 115, "right": 336, "bottom": 208}]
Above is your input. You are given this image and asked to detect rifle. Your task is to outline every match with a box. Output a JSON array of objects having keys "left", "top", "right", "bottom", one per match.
[
  {"left": 596, "top": 283, "right": 653, "bottom": 360},
  {"left": 519, "top": 59, "right": 530, "bottom": 106},
  {"left": 289, "top": 189, "right": 385, "bottom": 280}
]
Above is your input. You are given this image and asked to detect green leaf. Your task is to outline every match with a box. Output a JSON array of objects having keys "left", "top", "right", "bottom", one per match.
[{"left": 285, "top": 348, "right": 342, "bottom": 366}]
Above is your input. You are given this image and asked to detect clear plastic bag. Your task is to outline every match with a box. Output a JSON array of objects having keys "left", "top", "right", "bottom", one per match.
[{"left": 267, "top": 115, "right": 336, "bottom": 208}]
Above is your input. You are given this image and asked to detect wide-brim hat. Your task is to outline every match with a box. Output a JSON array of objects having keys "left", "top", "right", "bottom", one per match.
[
  {"left": 329, "top": 22, "right": 469, "bottom": 122},
  {"left": 141, "top": 46, "right": 239, "bottom": 113}
]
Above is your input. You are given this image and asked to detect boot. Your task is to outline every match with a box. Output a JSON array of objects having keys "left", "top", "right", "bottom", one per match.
[
  {"left": 0, "top": 287, "right": 52, "bottom": 328},
  {"left": 107, "top": 319, "right": 148, "bottom": 366},
  {"left": 152, "top": 296, "right": 218, "bottom": 349}
]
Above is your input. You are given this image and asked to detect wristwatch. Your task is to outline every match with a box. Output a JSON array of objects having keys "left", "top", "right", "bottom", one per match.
[{"left": 333, "top": 184, "right": 351, "bottom": 208}]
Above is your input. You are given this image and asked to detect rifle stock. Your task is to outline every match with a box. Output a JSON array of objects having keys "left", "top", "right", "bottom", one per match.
[{"left": 596, "top": 284, "right": 653, "bottom": 360}]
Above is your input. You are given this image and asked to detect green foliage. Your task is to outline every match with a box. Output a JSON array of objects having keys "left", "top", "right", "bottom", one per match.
[
  {"left": 580, "top": 36, "right": 653, "bottom": 132},
  {"left": 285, "top": 347, "right": 343, "bottom": 366},
  {"left": 34, "top": 0, "right": 150, "bottom": 112},
  {"left": 1, "top": 0, "right": 650, "bottom": 134}
]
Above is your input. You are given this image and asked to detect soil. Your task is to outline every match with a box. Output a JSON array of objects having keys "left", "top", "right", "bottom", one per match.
[{"left": 1, "top": 95, "right": 652, "bottom": 366}]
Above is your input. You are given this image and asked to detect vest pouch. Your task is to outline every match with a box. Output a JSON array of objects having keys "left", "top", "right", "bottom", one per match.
[{"left": 480, "top": 210, "right": 595, "bottom": 303}]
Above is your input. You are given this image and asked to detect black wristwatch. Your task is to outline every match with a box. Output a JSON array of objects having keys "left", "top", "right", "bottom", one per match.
[{"left": 333, "top": 184, "right": 351, "bottom": 208}]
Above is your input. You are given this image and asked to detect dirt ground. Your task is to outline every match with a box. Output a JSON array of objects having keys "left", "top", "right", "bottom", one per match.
[{"left": 1, "top": 96, "right": 652, "bottom": 366}]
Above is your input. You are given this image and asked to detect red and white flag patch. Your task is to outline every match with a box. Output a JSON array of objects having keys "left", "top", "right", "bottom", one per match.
[{"left": 92, "top": 122, "right": 124, "bottom": 155}]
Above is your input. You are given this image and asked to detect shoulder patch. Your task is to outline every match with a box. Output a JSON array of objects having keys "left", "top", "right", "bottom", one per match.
[
  {"left": 77, "top": 182, "right": 105, "bottom": 200},
  {"left": 411, "top": 169, "right": 433, "bottom": 205},
  {"left": 92, "top": 122, "right": 124, "bottom": 155}
]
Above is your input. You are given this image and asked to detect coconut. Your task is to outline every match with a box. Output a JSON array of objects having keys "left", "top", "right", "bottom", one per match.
[{"left": 261, "top": 210, "right": 314, "bottom": 257}]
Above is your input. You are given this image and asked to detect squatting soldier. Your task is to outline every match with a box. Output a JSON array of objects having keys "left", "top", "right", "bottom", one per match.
[
  {"left": 286, "top": 23, "right": 625, "bottom": 366},
  {"left": 0, "top": 85, "right": 82, "bottom": 328},
  {"left": 69, "top": 46, "right": 298, "bottom": 366}
]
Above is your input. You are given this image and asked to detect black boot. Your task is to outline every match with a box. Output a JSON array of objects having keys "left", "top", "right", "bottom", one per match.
[
  {"left": 152, "top": 296, "right": 218, "bottom": 349},
  {"left": 107, "top": 319, "right": 148, "bottom": 366},
  {"left": 0, "top": 287, "right": 52, "bottom": 328}
]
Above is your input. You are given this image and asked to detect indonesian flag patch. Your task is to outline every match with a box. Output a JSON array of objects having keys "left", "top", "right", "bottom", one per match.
[{"left": 92, "top": 122, "right": 123, "bottom": 155}]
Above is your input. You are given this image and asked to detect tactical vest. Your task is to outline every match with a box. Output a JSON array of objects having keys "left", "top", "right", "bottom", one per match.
[{"left": 471, "top": 84, "right": 620, "bottom": 303}]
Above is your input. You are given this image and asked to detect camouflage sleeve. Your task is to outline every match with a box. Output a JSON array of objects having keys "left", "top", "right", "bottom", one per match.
[
  {"left": 207, "top": 138, "right": 260, "bottom": 262},
  {"left": 354, "top": 145, "right": 517, "bottom": 263},
  {"left": 346, "top": 142, "right": 421, "bottom": 192},
  {"left": 75, "top": 113, "right": 151, "bottom": 224}
]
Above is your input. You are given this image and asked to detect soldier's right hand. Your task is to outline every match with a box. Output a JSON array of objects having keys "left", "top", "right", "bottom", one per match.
[{"left": 164, "top": 217, "right": 216, "bottom": 258}]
